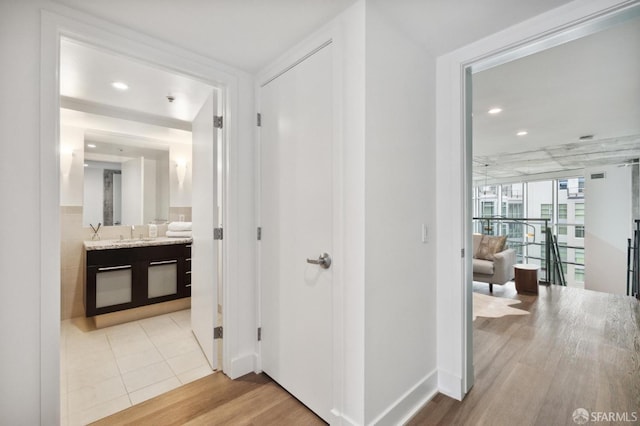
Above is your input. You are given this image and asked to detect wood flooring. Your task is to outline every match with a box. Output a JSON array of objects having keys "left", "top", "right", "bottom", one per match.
[
  {"left": 91, "top": 372, "right": 325, "bottom": 425},
  {"left": 408, "top": 282, "right": 640, "bottom": 426},
  {"left": 94, "top": 282, "right": 639, "bottom": 426}
]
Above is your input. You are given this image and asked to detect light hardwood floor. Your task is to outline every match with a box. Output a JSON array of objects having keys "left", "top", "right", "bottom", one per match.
[
  {"left": 91, "top": 372, "right": 325, "bottom": 425},
  {"left": 94, "top": 282, "right": 639, "bottom": 425},
  {"left": 408, "top": 282, "right": 640, "bottom": 425}
]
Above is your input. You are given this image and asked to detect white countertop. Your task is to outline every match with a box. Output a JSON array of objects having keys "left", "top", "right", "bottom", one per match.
[{"left": 84, "top": 236, "right": 192, "bottom": 251}]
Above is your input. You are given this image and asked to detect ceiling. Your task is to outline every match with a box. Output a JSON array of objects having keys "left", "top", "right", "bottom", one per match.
[
  {"left": 56, "top": 0, "right": 638, "bottom": 179},
  {"left": 52, "top": 0, "right": 574, "bottom": 71},
  {"left": 60, "top": 38, "right": 199, "bottom": 153},
  {"left": 472, "top": 14, "right": 640, "bottom": 184},
  {"left": 52, "top": 0, "right": 358, "bottom": 72},
  {"left": 60, "top": 38, "right": 213, "bottom": 123}
]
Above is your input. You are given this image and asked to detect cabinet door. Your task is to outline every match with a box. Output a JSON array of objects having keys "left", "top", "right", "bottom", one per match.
[
  {"left": 95, "top": 265, "right": 133, "bottom": 308},
  {"left": 147, "top": 260, "right": 178, "bottom": 298}
]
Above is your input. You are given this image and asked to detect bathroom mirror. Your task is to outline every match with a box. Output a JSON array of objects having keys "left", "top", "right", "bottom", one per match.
[{"left": 83, "top": 139, "right": 170, "bottom": 227}]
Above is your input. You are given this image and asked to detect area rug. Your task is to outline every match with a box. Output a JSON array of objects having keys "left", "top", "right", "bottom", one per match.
[{"left": 473, "top": 292, "right": 530, "bottom": 320}]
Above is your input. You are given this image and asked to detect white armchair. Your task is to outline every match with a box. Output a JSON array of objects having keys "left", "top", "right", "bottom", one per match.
[{"left": 472, "top": 233, "right": 516, "bottom": 292}]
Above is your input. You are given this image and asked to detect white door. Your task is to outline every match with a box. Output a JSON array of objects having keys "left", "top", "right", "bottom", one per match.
[
  {"left": 260, "top": 45, "right": 333, "bottom": 422},
  {"left": 191, "top": 91, "right": 219, "bottom": 369}
]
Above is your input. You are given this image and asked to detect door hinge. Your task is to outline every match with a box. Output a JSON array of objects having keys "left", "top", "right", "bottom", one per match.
[
  {"left": 214, "top": 326, "right": 223, "bottom": 339},
  {"left": 257, "top": 327, "right": 262, "bottom": 341},
  {"left": 213, "top": 115, "right": 223, "bottom": 129},
  {"left": 257, "top": 227, "right": 262, "bottom": 241},
  {"left": 461, "top": 248, "right": 465, "bottom": 258},
  {"left": 214, "top": 228, "right": 224, "bottom": 240},
  {"left": 256, "top": 113, "right": 261, "bottom": 127}
]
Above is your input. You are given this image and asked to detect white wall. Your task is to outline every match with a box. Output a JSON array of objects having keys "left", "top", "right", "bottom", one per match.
[
  {"left": 83, "top": 166, "right": 104, "bottom": 225},
  {"left": 121, "top": 157, "right": 143, "bottom": 225},
  {"left": 338, "top": 3, "right": 366, "bottom": 423},
  {"left": 0, "top": 2, "right": 50, "bottom": 423},
  {"left": 364, "top": 3, "right": 437, "bottom": 423},
  {"left": 143, "top": 157, "right": 157, "bottom": 223},
  {"left": 59, "top": 125, "right": 84, "bottom": 205},
  {"left": 584, "top": 164, "right": 632, "bottom": 294},
  {"left": 155, "top": 151, "right": 169, "bottom": 221}
]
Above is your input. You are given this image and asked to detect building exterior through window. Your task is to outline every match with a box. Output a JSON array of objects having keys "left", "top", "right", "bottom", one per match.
[{"left": 473, "top": 177, "right": 585, "bottom": 288}]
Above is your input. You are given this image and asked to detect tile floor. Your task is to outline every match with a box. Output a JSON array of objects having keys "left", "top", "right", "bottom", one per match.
[{"left": 60, "top": 309, "right": 214, "bottom": 426}]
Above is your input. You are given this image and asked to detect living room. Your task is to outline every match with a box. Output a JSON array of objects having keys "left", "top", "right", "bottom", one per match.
[{"left": 470, "top": 12, "right": 640, "bottom": 298}]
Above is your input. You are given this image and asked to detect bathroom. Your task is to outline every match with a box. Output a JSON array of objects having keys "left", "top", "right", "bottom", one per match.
[{"left": 58, "top": 38, "right": 222, "bottom": 424}]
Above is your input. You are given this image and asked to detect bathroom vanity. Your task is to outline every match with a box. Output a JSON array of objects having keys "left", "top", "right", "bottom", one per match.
[{"left": 83, "top": 237, "right": 192, "bottom": 318}]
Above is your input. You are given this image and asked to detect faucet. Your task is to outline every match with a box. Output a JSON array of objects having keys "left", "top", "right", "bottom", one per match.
[{"left": 130, "top": 225, "right": 135, "bottom": 240}]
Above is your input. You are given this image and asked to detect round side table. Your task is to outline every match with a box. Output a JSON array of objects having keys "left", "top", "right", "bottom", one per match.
[{"left": 514, "top": 263, "right": 540, "bottom": 294}]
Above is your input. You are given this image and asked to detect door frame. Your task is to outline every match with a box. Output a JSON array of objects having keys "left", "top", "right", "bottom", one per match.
[
  {"left": 255, "top": 26, "right": 346, "bottom": 423},
  {"left": 40, "top": 7, "right": 239, "bottom": 419},
  {"left": 435, "top": 0, "right": 640, "bottom": 400}
]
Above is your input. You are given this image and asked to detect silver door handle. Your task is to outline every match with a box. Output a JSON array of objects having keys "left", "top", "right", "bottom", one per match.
[{"left": 306, "top": 253, "right": 331, "bottom": 269}]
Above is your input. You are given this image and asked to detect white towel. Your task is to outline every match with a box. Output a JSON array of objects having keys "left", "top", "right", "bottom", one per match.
[
  {"left": 168, "top": 221, "right": 192, "bottom": 232},
  {"left": 166, "top": 230, "right": 193, "bottom": 238}
]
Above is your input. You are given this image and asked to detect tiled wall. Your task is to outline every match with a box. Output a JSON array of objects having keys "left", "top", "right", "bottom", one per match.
[
  {"left": 60, "top": 206, "right": 86, "bottom": 320},
  {"left": 60, "top": 206, "right": 192, "bottom": 320}
]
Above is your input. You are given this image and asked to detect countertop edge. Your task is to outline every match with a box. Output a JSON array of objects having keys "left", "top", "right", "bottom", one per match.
[{"left": 84, "top": 237, "right": 193, "bottom": 251}]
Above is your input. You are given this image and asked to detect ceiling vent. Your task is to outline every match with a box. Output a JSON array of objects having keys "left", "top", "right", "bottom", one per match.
[
  {"left": 579, "top": 134, "right": 594, "bottom": 141},
  {"left": 590, "top": 172, "right": 606, "bottom": 179}
]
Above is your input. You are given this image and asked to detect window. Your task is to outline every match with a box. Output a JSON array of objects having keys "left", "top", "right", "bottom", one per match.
[
  {"left": 558, "top": 225, "right": 567, "bottom": 235},
  {"left": 558, "top": 204, "right": 567, "bottom": 219},
  {"left": 508, "top": 203, "right": 523, "bottom": 218},
  {"left": 575, "top": 267, "right": 585, "bottom": 282},
  {"left": 558, "top": 244, "right": 567, "bottom": 262},
  {"left": 575, "top": 249, "right": 584, "bottom": 264},
  {"left": 575, "top": 203, "right": 585, "bottom": 221},
  {"left": 559, "top": 180, "right": 568, "bottom": 190},
  {"left": 541, "top": 204, "right": 553, "bottom": 219},
  {"left": 481, "top": 201, "right": 494, "bottom": 217},
  {"left": 575, "top": 225, "right": 585, "bottom": 238}
]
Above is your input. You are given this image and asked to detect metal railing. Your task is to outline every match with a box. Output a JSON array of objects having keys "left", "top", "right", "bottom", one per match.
[
  {"left": 473, "top": 217, "right": 552, "bottom": 284},
  {"left": 627, "top": 220, "right": 640, "bottom": 299},
  {"left": 472, "top": 216, "right": 584, "bottom": 286}
]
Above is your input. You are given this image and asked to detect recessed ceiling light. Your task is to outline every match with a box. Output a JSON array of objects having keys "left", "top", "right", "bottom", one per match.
[
  {"left": 84, "top": 163, "right": 88, "bottom": 167},
  {"left": 488, "top": 107, "right": 502, "bottom": 114},
  {"left": 87, "top": 143, "right": 96, "bottom": 148},
  {"left": 111, "top": 81, "right": 129, "bottom": 91},
  {"left": 517, "top": 131, "right": 528, "bottom": 136}
]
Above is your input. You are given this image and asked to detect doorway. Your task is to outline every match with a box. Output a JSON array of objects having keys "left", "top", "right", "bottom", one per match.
[
  {"left": 453, "top": 1, "right": 640, "bottom": 397},
  {"left": 58, "top": 37, "right": 224, "bottom": 423}
]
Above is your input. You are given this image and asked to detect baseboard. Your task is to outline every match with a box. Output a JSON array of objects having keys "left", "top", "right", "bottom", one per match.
[
  {"left": 370, "top": 369, "right": 438, "bottom": 425},
  {"left": 438, "top": 369, "right": 464, "bottom": 400},
  {"left": 227, "top": 352, "right": 257, "bottom": 379},
  {"left": 336, "top": 413, "right": 360, "bottom": 426}
]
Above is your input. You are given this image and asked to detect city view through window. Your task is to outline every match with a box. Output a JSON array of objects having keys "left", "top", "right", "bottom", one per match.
[{"left": 473, "top": 177, "right": 585, "bottom": 288}]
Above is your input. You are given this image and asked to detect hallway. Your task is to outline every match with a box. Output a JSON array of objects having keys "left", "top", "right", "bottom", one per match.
[{"left": 93, "top": 283, "right": 640, "bottom": 425}]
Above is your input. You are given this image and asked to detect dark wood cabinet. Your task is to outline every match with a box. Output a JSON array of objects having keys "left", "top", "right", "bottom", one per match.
[{"left": 85, "top": 242, "right": 191, "bottom": 317}]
